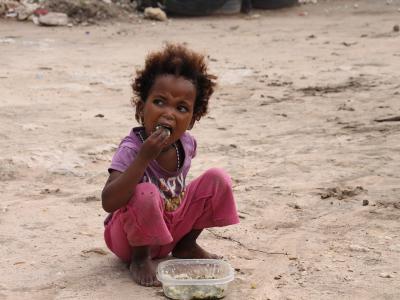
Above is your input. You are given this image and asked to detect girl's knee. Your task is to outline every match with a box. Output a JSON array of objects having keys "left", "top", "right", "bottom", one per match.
[
  {"left": 204, "top": 168, "right": 232, "bottom": 188},
  {"left": 128, "top": 183, "right": 162, "bottom": 212}
]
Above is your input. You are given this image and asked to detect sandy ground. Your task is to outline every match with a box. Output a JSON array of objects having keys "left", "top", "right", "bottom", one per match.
[{"left": 1, "top": 1, "right": 400, "bottom": 299}]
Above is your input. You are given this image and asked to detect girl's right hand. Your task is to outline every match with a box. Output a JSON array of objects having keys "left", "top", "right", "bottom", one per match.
[{"left": 138, "top": 128, "right": 170, "bottom": 161}]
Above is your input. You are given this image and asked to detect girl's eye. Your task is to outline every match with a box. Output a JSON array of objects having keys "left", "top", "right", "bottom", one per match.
[
  {"left": 177, "top": 106, "right": 189, "bottom": 113},
  {"left": 153, "top": 99, "right": 164, "bottom": 106}
]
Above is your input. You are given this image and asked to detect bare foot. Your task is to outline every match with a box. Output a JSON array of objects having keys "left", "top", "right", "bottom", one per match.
[
  {"left": 129, "top": 257, "right": 161, "bottom": 287},
  {"left": 172, "top": 242, "right": 221, "bottom": 259}
]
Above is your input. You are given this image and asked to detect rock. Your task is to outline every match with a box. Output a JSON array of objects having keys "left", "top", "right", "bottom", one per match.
[
  {"left": 16, "top": 7, "right": 30, "bottom": 21},
  {"left": 4, "top": 1, "right": 20, "bottom": 11},
  {"left": 362, "top": 199, "right": 369, "bottom": 206},
  {"left": 394, "top": 24, "right": 400, "bottom": 32},
  {"left": 38, "top": 12, "right": 69, "bottom": 26},
  {"left": 349, "top": 244, "right": 369, "bottom": 252},
  {"left": 144, "top": 7, "right": 167, "bottom": 22},
  {"left": 15, "top": 3, "right": 38, "bottom": 21},
  {"left": 379, "top": 272, "right": 394, "bottom": 278}
]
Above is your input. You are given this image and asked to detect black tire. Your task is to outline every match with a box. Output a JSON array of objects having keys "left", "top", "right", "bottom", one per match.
[
  {"left": 165, "top": 0, "right": 228, "bottom": 16},
  {"left": 251, "top": 0, "right": 297, "bottom": 9}
]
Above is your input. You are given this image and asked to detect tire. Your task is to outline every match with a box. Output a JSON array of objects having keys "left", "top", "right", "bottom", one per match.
[
  {"left": 251, "top": 0, "right": 297, "bottom": 9},
  {"left": 214, "top": 0, "right": 242, "bottom": 14},
  {"left": 165, "top": 0, "right": 228, "bottom": 16}
]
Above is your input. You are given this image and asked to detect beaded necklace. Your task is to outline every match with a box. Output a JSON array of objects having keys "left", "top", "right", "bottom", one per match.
[{"left": 138, "top": 129, "right": 181, "bottom": 171}]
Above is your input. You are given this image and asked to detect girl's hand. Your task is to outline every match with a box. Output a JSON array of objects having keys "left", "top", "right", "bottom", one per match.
[{"left": 138, "top": 128, "right": 170, "bottom": 161}]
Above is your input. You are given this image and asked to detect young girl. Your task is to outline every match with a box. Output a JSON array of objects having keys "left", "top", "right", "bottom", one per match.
[{"left": 101, "top": 44, "right": 239, "bottom": 287}]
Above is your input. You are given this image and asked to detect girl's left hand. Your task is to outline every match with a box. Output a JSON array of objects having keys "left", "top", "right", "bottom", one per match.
[{"left": 138, "top": 128, "right": 170, "bottom": 161}]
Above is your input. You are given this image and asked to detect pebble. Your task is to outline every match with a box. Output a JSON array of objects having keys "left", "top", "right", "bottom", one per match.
[
  {"left": 349, "top": 244, "right": 369, "bottom": 252},
  {"left": 379, "top": 273, "right": 394, "bottom": 278}
]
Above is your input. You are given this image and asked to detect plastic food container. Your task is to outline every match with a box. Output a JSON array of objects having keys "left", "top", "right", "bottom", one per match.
[{"left": 156, "top": 259, "right": 234, "bottom": 300}]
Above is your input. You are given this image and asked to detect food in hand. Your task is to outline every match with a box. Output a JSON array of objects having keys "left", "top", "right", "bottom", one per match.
[{"left": 156, "top": 124, "right": 171, "bottom": 137}]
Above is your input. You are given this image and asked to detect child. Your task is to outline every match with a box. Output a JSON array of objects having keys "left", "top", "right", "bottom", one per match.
[{"left": 101, "top": 44, "right": 239, "bottom": 287}]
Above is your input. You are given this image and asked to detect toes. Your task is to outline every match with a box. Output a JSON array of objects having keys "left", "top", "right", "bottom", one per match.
[{"left": 153, "top": 278, "right": 162, "bottom": 287}]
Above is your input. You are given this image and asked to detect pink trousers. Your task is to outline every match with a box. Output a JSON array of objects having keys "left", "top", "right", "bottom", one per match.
[{"left": 104, "top": 168, "right": 239, "bottom": 262}]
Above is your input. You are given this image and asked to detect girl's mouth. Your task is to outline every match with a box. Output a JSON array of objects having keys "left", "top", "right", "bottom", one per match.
[{"left": 155, "top": 124, "right": 172, "bottom": 137}]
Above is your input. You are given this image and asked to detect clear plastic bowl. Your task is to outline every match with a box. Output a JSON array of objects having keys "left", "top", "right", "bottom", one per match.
[{"left": 156, "top": 259, "right": 234, "bottom": 300}]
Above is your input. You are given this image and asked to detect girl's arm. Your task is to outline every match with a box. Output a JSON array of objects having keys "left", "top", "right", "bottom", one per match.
[{"left": 101, "top": 128, "right": 169, "bottom": 213}]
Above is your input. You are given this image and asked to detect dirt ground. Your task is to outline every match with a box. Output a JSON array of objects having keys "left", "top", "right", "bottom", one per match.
[{"left": 1, "top": 1, "right": 400, "bottom": 299}]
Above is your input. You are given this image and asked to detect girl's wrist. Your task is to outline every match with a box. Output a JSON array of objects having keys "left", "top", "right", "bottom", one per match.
[{"left": 136, "top": 150, "right": 153, "bottom": 165}]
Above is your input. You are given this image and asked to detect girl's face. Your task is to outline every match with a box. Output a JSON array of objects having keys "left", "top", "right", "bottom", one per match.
[{"left": 139, "top": 74, "right": 196, "bottom": 144}]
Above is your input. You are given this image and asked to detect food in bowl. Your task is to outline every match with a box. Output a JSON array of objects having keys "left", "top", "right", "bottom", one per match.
[{"left": 157, "top": 259, "right": 234, "bottom": 300}]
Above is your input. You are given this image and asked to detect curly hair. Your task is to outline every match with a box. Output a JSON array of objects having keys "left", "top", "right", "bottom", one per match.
[{"left": 131, "top": 43, "right": 217, "bottom": 124}]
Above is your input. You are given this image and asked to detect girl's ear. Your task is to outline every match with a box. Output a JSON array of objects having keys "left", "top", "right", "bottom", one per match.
[
  {"left": 137, "top": 100, "right": 145, "bottom": 124},
  {"left": 187, "top": 117, "right": 196, "bottom": 130}
]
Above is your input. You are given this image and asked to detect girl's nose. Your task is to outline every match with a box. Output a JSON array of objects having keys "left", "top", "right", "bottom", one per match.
[{"left": 162, "top": 107, "right": 175, "bottom": 120}]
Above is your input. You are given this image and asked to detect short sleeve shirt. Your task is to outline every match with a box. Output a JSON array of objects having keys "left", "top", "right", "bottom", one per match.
[{"left": 109, "top": 127, "right": 197, "bottom": 211}]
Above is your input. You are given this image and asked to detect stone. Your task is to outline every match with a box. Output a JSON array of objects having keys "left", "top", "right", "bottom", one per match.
[
  {"left": 349, "top": 244, "right": 369, "bottom": 252},
  {"left": 379, "top": 272, "right": 393, "bottom": 278},
  {"left": 38, "top": 12, "right": 69, "bottom": 26},
  {"left": 144, "top": 7, "right": 167, "bottom": 22}
]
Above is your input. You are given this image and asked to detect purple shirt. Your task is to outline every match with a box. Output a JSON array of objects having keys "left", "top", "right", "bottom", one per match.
[{"left": 109, "top": 127, "right": 197, "bottom": 211}]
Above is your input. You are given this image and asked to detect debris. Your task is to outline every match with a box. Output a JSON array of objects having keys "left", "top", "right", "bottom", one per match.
[
  {"left": 319, "top": 186, "right": 365, "bottom": 200},
  {"left": 78, "top": 231, "right": 94, "bottom": 237},
  {"left": 207, "top": 229, "right": 288, "bottom": 255},
  {"left": 33, "top": 8, "right": 49, "bottom": 16},
  {"left": 338, "top": 103, "right": 355, "bottom": 111},
  {"left": 342, "top": 42, "right": 357, "bottom": 47},
  {"left": 40, "top": 188, "right": 60, "bottom": 194},
  {"left": 144, "top": 7, "right": 167, "bottom": 22},
  {"left": 374, "top": 116, "right": 400, "bottom": 122},
  {"left": 81, "top": 248, "right": 108, "bottom": 256},
  {"left": 85, "top": 195, "right": 100, "bottom": 202},
  {"left": 288, "top": 203, "right": 301, "bottom": 209}
]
